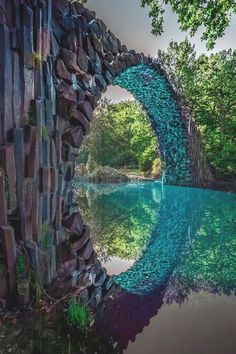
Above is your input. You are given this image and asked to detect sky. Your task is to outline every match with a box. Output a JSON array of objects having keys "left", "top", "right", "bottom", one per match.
[{"left": 87, "top": 0, "right": 236, "bottom": 102}]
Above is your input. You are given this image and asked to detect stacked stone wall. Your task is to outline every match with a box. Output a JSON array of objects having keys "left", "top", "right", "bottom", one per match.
[{"left": 0, "top": 0, "right": 212, "bottom": 309}]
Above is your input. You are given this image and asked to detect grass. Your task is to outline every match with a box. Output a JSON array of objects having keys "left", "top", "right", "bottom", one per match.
[
  {"left": 67, "top": 298, "right": 90, "bottom": 330},
  {"left": 41, "top": 126, "right": 49, "bottom": 140},
  {"left": 40, "top": 224, "right": 52, "bottom": 251},
  {"left": 27, "top": 105, "right": 37, "bottom": 126},
  {"left": 29, "top": 269, "right": 44, "bottom": 307},
  {"left": 0, "top": 167, "right": 10, "bottom": 209},
  {"left": 32, "top": 52, "right": 43, "bottom": 69},
  {"left": 16, "top": 255, "right": 26, "bottom": 280}
]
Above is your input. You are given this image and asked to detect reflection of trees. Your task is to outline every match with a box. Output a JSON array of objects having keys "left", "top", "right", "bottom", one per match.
[
  {"left": 97, "top": 189, "right": 236, "bottom": 350},
  {"left": 75, "top": 182, "right": 161, "bottom": 261},
  {"left": 164, "top": 192, "right": 236, "bottom": 303}
]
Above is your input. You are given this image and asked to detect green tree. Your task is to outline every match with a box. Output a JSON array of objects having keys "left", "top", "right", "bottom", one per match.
[
  {"left": 81, "top": 99, "right": 159, "bottom": 172},
  {"left": 159, "top": 39, "right": 236, "bottom": 178},
  {"left": 141, "top": 0, "right": 236, "bottom": 49}
]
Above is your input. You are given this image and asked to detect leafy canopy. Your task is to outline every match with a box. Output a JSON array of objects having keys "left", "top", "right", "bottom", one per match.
[
  {"left": 141, "top": 0, "right": 236, "bottom": 49},
  {"left": 81, "top": 99, "right": 158, "bottom": 172},
  {"left": 159, "top": 39, "right": 236, "bottom": 178}
]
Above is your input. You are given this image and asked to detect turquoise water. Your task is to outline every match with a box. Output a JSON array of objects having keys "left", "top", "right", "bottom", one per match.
[{"left": 77, "top": 181, "right": 236, "bottom": 354}]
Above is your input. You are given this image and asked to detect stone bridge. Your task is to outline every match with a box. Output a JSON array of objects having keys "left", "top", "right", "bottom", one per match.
[{"left": 0, "top": 0, "right": 213, "bottom": 310}]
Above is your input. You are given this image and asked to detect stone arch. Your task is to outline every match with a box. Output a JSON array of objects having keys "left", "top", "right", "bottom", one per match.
[{"left": 0, "top": 0, "right": 213, "bottom": 309}]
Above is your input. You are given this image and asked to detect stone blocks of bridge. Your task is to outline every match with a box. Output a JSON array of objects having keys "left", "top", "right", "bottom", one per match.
[{"left": 0, "top": 0, "right": 138, "bottom": 309}]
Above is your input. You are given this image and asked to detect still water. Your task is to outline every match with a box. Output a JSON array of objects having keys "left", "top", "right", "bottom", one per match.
[{"left": 77, "top": 181, "right": 236, "bottom": 354}]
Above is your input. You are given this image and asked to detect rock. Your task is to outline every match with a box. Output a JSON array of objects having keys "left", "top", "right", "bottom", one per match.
[
  {"left": 74, "top": 17, "right": 84, "bottom": 48},
  {"left": 54, "top": 0, "right": 69, "bottom": 15},
  {"left": 105, "top": 52, "right": 114, "bottom": 63},
  {"left": 101, "top": 36, "right": 110, "bottom": 53},
  {"left": 121, "top": 44, "right": 128, "bottom": 52},
  {"left": 62, "top": 30, "right": 77, "bottom": 51},
  {"left": 87, "top": 20, "right": 103, "bottom": 40},
  {"left": 107, "top": 30, "right": 119, "bottom": 55},
  {"left": 89, "top": 52, "right": 102, "bottom": 74},
  {"left": 97, "top": 19, "right": 107, "bottom": 36},
  {"left": 73, "top": 2, "right": 86, "bottom": 15},
  {"left": 117, "top": 38, "right": 122, "bottom": 52},
  {"left": 51, "top": 33, "right": 60, "bottom": 57},
  {"left": 94, "top": 267, "right": 107, "bottom": 287},
  {"left": 21, "top": 4, "right": 33, "bottom": 67},
  {"left": 56, "top": 58, "right": 72, "bottom": 82},
  {"left": 50, "top": 167, "right": 58, "bottom": 192},
  {"left": 84, "top": 91, "right": 98, "bottom": 110},
  {"left": 70, "top": 110, "right": 91, "bottom": 134},
  {"left": 78, "top": 100, "right": 94, "bottom": 121},
  {"left": 89, "top": 286, "right": 103, "bottom": 308},
  {"left": 77, "top": 47, "right": 89, "bottom": 72},
  {"left": 0, "top": 298, "right": 6, "bottom": 311},
  {"left": 84, "top": 37, "right": 95, "bottom": 61},
  {"left": 0, "top": 226, "right": 16, "bottom": 291},
  {"left": 83, "top": 9, "right": 96, "bottom": 23},
  {"left": 104, "top": 275, "right": 115, "bottom": 291},
  {"left": 103, "top": 60, "right": 116, "bottom": 77},
  {"left": 85, "top": 251, "right": 98, "bottom": 270},
  {"left": 62, "top": 211, "right": 84, "bottom": 235},
  {"left": 56, "top": 243, "right": 77, "bottom": 265},
  {"left": 17, "top": 279, "right": 30, "bottom": 306},
  {"left": 56, "top": 80, "right": 77, "bottom": 102},
  {"left": 0, "top": 173, "right": 7, "bottom": 225},
  {"left": 63, "top": 126, "right": 84, "bottom": 149},
  {"left": 77, "top": 239, "right": 93, "bottom": 260},
  {"left": 70, "top": 226, "right": 91, "bottom": 251},
  {"left": 60, "top": 48, "right": 82, "bottom": 73},
  {"left": 90, "top": 33, "right": 104, "bottom": 57},
  {"left": 76, "top": 84, "right": 86, "bottom": 103},
  {"left": 94, "top": 74, "right": 107, "bottom": 93},
  {"left": 77, "top": 288, "right": 89, "bottom": 304},
  {"left": 24, "top": 125, "right": 38, "bottom": 178},
  {"left": 103, "top": 283, "right": 118, "bottom": 302},
  {"left": 60, "top": 15, "right": 75, "bottom": 32},
  {"left": 0, "top": 145, "right": 17, "bottom": 210},
  {"left": 40, "top": 167, "right": 51, "bottom": 193},
  {"left": 22, "top": 178, "right": 33, "bottom": 241},
  {"left": 57, "top": 258, "right": 77, "bottom": 277},
  {"left": 103, "top": 70, "right": 115, "bottom": 85}
]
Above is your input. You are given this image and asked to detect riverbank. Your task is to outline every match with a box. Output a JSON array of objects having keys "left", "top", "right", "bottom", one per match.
[
  {"left": 206, "top": 179, "right": 236, "bottom": 194},
  {"left": 76, "top": 164, "right": 157, "bottom": 184}
]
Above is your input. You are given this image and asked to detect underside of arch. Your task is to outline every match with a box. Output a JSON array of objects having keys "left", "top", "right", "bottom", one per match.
[{"left": 114, "top": 64, "right": 191, "bottom": 184}]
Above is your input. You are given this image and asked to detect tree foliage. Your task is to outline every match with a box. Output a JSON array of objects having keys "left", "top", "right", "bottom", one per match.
[
  {"left": 81, "top": 99, "right": 158, "bottom": 172},
  {"left": 159, "top": 39, "right": 236, "bottom": 178},
  {"left": 141, "top": 0, "right": 236, "bottom": 49}
]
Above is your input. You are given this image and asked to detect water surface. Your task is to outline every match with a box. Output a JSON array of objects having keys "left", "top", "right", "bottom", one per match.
[{"left": 76, "top": 181, "right": 236, "bottom": 354}]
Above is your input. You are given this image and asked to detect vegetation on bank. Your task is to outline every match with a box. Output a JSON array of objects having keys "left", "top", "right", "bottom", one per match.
[
  {"left": 67, "top": 298, "right": 92, "bottom": 330},
  {"left": 158, "top": 40, "right": 236, "bottom": 179}
]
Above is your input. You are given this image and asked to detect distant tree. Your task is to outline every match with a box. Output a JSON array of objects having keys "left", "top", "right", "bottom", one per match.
[
  {"left": 141, "top": 0, "right": 236, "bottom": 49},
  {"left": 81, "top": 99, "right": 159, "bottom": 172}
]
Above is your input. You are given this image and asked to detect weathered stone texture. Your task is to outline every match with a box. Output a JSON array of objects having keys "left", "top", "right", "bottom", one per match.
[{"left": 0, "top": 0, "right": 212, "bottom": 309}]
